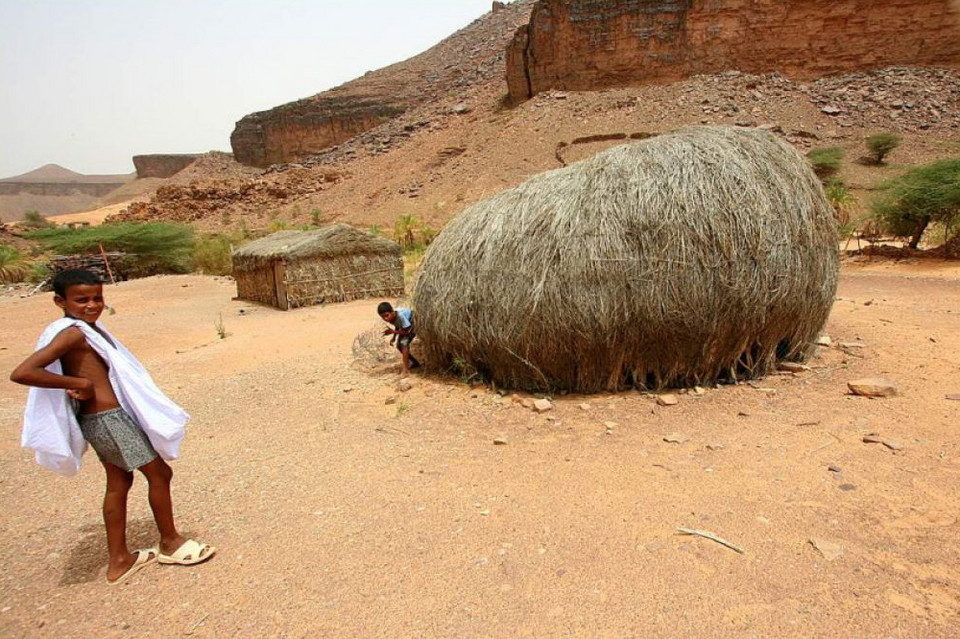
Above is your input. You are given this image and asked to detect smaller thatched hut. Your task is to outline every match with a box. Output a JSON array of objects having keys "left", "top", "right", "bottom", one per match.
[{"left": 232, "top": 224, "right": 403, "bottom": 310}]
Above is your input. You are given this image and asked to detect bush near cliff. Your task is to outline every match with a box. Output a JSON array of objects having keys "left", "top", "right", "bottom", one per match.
[
  {"left": 26, "top": 223, "right": 195, "bottom": 275},
  {"left": 871, "top": 158, "right": 960, "bottom": 249}
]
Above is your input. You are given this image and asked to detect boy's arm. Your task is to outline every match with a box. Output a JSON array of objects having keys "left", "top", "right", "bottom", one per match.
[{"left": 9, "top": 327, "right": 95, "bottom": 400}]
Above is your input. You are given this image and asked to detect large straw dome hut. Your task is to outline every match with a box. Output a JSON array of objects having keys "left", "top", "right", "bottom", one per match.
[
  {"left": 414, "top": 126, "right": 839, "bottom": 392},
  {"left": 233, "top": 224, "right": 403, "bottom": 310}
]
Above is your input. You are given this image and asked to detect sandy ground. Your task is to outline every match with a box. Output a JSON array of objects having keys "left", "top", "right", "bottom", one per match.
[
  {"left": 0, "top": 262, "right": 958, "bottom": 638},
  {"left": 45, "top": 202, "right": 134, "bottom": 227}
]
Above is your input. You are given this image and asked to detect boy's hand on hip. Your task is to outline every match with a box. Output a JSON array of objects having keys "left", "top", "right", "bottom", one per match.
[{"left": 66, "top": 379, "right": 95, "bottom": 401}]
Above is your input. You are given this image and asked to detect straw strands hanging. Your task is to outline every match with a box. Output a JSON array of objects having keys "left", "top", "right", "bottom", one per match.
[{"left": 413, "top": 126, "right": 839, "bottom": 392}]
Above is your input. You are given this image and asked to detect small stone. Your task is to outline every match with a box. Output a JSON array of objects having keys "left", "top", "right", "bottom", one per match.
[
  {"left": 479, "top": 510, "right": 491, "bottom": 516},
  {"left": 521, "top": 398, "right": 534, "bottom": 409},
  {"left": 663, "top": 432, "right": 689, "bottom": 444},
  {"left": 946, "top": 394, "right": 960, "bottom": 401},
  {"left": 657, "top": 394, "right": 679, "bottom": 406},
  {"left": 398, "top": 378, "right": 414, "bottom": 392},
  {"left": 645, "top": 541, "right": 663, "bottom": 553},
  {"left": 578, "top": 403, "right": 590, "bottom": 411},
  {"left": 385, "top": 396, "right": 398, "bottom": 405},
  {"left": 882, "top": 439, "right": 904, "bottom": 451},
  {"left": 821, "top": 105, "right": 842, "bottom": 115},
  {"left": 777, "top": 361, "right": 810, "bottom": 373},
  {"left": 809, "top": 538, "right": 844, "bottom": 561},
  {"left": 827, "top": 465, "right": 842, "bottom": 473},
  {"left": 342, "top": 386, "right": 355, "bottom": 393},
  {"left": 862, "top": 434, "right": 883, "bottom": 444},
  {"left": 848, "top": 378, "right": 898, "bottom": 398},
  {"left": 706, "top": 443, "right": 724, "bottom": 451},
  {"left": 511, "top": 394, "right": 523, "bottom": 404},
  {"left": 533, "top": 398, "right": 554, "bottom": 413},
  {"left": 693, "top": 386, "right": 706, "bottom": 396},
  {"left": 839, "top": 341, "right": 866, "bottom": 349},
  {"left": 816, "top": 335, "right": 832, "bottom": 346},
  {"left": 493, "top": 437, "right": 508, "bottom": 446},
  {"left": 838, "top": 483, "right": 857, "bottom": 491},
  {"left": 603, "top": 421, "right": 617, "bottom": 430}
]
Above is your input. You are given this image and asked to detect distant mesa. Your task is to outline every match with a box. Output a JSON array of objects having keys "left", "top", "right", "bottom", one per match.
[
  {"left": 229, "top": 0, "right": 535, "bottom": 167},
  {"left": 0, "top": 164, "right": 133, "bottom": 222},
  {"left": 132, "top": 154, "right": 201, "bottom": 179}
]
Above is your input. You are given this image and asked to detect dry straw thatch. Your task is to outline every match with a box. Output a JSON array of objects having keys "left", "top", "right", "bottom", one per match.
[
  {"left": 233, "top": 224, "right": 403, "bottom": 310},
  {"left": 414, "top": 126, "right": 839, "bottom": 392}
]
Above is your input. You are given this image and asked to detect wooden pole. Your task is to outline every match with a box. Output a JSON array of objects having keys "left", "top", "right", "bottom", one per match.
[{"left": 98, "top": 243, "right": 116, "bottom": 285}]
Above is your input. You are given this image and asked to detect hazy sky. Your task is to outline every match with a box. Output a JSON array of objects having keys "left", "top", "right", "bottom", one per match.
[{"left": 0, "top": 0, "right": 493, "bottom": 178}]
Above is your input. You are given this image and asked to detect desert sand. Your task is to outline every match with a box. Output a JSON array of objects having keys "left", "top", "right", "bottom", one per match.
[{"left": 0, "top": 260, "right": 958, "bottom": 638}]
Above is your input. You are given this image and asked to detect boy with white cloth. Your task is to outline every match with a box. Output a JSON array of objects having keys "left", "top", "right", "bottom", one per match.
[{"left": 10, "top": 269, "right": 215, "bottom": 584}]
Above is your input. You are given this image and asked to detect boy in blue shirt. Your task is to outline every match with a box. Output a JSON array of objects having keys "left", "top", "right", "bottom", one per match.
[{"left": 377, "top": 301, "right": 421, "bottom": 375}]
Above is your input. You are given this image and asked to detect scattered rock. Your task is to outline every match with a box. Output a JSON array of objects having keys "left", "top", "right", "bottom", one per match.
[
  {"left": 578, "top": 402, "right": 590, "bottom": 411},
  {"left": 827, "top": 465, "right": 842, "bottom": 473},
  {"left": 657, "top": 394, "right": 679, "bottom": 406},
  {"left": 645, "top": 541, "right": 663, "bottom": 553},
  {"left": 521, "top": 398, "right": 534, "bottom": 409},
  {"left": 706, "top": 443, "right": 724, "bottom": 451},
  {"left": 533, "top": 398, "right": 554, "bottom": 413},
  {"left": 946, "top": 394, "right": 960, "bottom": 401},
  {"left": 839, "top": 483, "right": 857, "bottom": 491},
  {"left": 862, "top": 434, "right": 884, "bottom": 444},
  {"left": 839, "top": 341, "right": 866, "bottom": 349},
  {"left": 821, "top": 105, "right": 842, "bottom": 115},
  {"left": 777, "top": 361, "right": 810, "bottom": 373},
  {"left": 882, "top": 439, "right": 904, "bottom": 451},
  {"left": 385, "top": 396, "right": 398, "bottom": 405},
  {"left": 451, "top": 102, "right": 472, "bottom": 114},
  {"left": 663, "top": 432, "right": 690, "bottom": 444},
  {"left": 493, "top": 437, "right": 508, "bottom": 445},
  {"left": 816, "top": 335, "right": 832, "bottom": 346},
  {"left": 809, "top": 538, "right": 844, "bottom": 561},
  {"left": 693, "top": 386, "right": 706, "bottom": 396},
  {"left": 848, "top": 378, "right": 898, "bottom": 397},
  {"left": 398, "top": 378, "right": 414, "bottom": 392}
]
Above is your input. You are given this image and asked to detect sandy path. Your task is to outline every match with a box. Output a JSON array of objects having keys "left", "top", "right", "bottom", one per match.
[{"left": 0, "top": 264, "right": 958, "bottom": 638}]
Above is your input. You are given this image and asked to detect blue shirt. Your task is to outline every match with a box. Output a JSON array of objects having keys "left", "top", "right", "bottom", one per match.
[{"left": 395, "top": 307, "right": 413, "bottom": 330}]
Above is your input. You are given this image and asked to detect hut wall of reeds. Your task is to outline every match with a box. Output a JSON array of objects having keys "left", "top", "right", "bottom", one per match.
[
  {"left": 232, "top": 224, "right": 403, "bottom": 310},
  {"left": 413, "top": 126, "right": 839, "bottom": 393}
]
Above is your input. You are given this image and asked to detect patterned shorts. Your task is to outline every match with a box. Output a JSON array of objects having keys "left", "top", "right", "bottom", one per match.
[{"left": 78, "top": 408, "right": 158, "bottom": 471}]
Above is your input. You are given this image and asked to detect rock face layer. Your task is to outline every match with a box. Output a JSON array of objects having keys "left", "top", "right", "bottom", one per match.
[
  {"left": 506, "top": 0, "right": 960, "bottom": 101},
  {"left": 132, "top": 154, "right": 201, "bottom": 178},
  {"left": 230, "top": 1, "right": 535, "bottom": 167}
]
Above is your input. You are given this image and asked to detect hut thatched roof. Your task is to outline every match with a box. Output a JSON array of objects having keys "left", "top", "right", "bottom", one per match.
[
  {"left": 413, "top": 126, "right": 839, "bottom": 393},
  {"left": 233, "top": 224, "right": 400, "bottom": 265}
]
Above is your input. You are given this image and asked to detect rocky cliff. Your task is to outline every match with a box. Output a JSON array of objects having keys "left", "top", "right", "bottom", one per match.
[
  {"left": 230, "top": 0, "right": 534, "bottom": 167},
  {"left": 132, "top": 154, "right": 201, "bottom": 178},
  {"left": 506, "top": 0, "right": 960, "bottom": 101}
]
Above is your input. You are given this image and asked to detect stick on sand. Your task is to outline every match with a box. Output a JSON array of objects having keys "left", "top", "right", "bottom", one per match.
[{"left": 676, "top": 527, "right": 745, "bottom": 554}]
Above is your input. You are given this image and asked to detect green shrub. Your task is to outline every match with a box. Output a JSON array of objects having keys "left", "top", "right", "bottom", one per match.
[
  {"left": 393, "top": 214, "right": 438, "bottom": 250},
  {"left": 26, "top": 222, "right": 194, "bottom": 274},
  {"left": 28, "top": 262, "right": 52, "bottom": 284},
  {"left": 193, "top": 233, "right": 233, "bottom": 275},
  {"left": 871, "top": 158, "right": 960, "bottom": 248},
  {"left": 21, "top": 210, "right": 54, "bottom": 229},
  {"left": 0, "top": 245, "right": 31, "bottom": 283},
  {"left": 866, "top": 132, "right": 901, "bottom": 165},
  {"left": 807, "top": 146, "right": 844, "bottom": 181},
  {"left": 824, "top": 180, "right": 855, "bottom": 236}
]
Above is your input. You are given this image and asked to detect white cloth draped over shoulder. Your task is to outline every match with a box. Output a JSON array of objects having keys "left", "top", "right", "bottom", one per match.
[{"left": 21, "top": 317, "right": 188, "bottom": 476}]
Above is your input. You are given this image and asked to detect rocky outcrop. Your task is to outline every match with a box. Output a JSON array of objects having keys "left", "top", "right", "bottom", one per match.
[
  {"left": 132, "top": 154, "right": 201, "bottom": 178},
  {"left": 506, "top": 0, "right": 960, "bottom": 101},
  {"left": 230, "top": 1, "right": 535, "bottom": 167}
]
